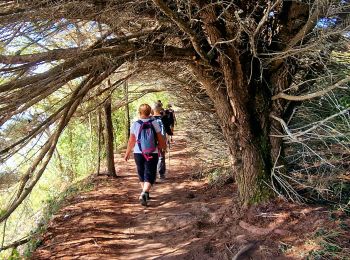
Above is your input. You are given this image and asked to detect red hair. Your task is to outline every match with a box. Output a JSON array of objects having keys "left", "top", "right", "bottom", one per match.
[{"left": 138, "top": 104, "right": 152, "bottom": 116}]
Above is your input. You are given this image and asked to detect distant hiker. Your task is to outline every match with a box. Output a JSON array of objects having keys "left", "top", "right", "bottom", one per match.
[
  {"left": 161, "top": 108, "right": 173, "bottom": 138},
  {"left": 156, "top": 100, "right": 165, "bottom": 116},
  {"left": 156, "top": 100, "right": 163, "bottom": 108},
  {"left": 124, "top": 104, "right": 166, "bottom": 206},
  {"left": 165, "top": 104, "right": 176, "bottom": 141},
  {"left": 153, "top": 104, "right": 167, "bottom": 180}
]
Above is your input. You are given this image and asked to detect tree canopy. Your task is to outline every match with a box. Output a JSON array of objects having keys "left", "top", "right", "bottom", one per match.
[{"left": 0, "top": 0, "right": 349, "bottom": 226}]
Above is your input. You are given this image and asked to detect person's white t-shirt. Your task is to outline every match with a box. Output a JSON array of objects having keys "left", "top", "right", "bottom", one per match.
[{"left": 130, "top": 118, "right": 161, "bottom": 153}]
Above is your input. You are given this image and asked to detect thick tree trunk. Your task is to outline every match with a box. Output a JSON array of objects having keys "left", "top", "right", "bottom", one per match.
[
  {"left": 191, "top": 63, "right": 273, "bottom": 205},
  {"left": 103, "top": 97, "right": 117, "bottom": 177},
  {"left": 193, "top": 6, "right": 273, "bottom": 205},
  {"left": 233, "top": 83, "right": 273, "bottom": 205},
  {"left": 221, "top": 87, "right": 272, "bottom": 205}
]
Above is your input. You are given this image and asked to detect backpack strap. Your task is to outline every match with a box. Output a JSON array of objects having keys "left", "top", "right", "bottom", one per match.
[{"left": 136, "top": 120, "right": 144, "bottom": 156}]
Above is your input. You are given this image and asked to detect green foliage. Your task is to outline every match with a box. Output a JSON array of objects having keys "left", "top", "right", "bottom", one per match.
[
  {"left": 0, "top": 208, "right": 6, "bottom": 218},
  {"left": 54, "top": 117, "right": 98, "bottom": 179},
  {"left": 7, "top": 249, "right": 21, "bottom": 260},
  {"left": 339, "top": 96, "right": 350, "bottom": 108},
  {"left": 113, "top": 106, "right": 129, "bottom": 149}
]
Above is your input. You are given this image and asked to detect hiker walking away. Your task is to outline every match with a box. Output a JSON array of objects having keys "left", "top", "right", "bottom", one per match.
[
  {"left": 161, "top": 108, "right": 173, "bottom": 143},
  {"left": 124, "top": 104, "right": 166, "bottom": 206},
  {"left": 153, "top": 104, "right": 167, "bottom": 180},
  {"left": 156, "top": 99, "right": 165, "bottom": 116},
  {"left": 156, "top": 99, "right": 163, "bottom": 109},
  {"left": 165, "top": 104, "right": 176, "bottom": 141}
]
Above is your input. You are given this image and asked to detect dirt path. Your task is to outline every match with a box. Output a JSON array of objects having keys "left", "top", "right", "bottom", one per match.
[
  {"left": 32, "top": 132, "right": 348, "bottom": 260},
  {"left": 32, "top": 132, "right": 233, "bottom": 259}
]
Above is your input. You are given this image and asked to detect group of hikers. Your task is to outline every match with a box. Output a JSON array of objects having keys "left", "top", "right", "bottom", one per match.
[{"left": 124, "top": 101, "right": 176, "bottom": 206}]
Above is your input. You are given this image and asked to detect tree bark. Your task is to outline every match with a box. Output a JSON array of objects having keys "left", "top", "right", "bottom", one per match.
[
  {"left": 191, "top": 62, "right": 272, "bottom": 205},
  {"left": 194, "top": 6, "right": 273, "bottom": 205},
  {"left": 103, "top": 96, "right": 117, "bottom": 177},
  {"left": 68, "top": 125, "right": 76, "bottom": 181},
  {"left": 124, "top": 80, "right": 130, "bottom": 145},
  {"left": 97, "top": 107, "right": 102, "bottom": 175}
]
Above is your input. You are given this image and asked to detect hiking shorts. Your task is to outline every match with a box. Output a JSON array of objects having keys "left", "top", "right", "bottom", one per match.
[{"left": 134, "top": 153, "right": 159, "bottom": 184}]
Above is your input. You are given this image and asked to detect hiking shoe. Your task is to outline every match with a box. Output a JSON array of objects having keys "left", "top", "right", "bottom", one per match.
[
  {"left": 144, "top": 192, "right": 150, "bottom": 200},
  {"left": 139, "top": 192, "right": 147, "bottom": 206}
]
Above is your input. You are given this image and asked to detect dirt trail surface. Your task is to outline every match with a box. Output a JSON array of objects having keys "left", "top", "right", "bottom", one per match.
[{"left": 32, "top": 132, "right": 348, "bottom": 259}]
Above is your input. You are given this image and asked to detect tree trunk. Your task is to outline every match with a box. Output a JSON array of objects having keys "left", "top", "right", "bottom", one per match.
[
  {"left": 218, "top": 81, "right": 272, "bottom": 206},
  {"left": 103, "top": 97, "right": 117, "bottom": 177},
  {"left": 192, "top": 6, "right": 274, "bottom": 205},
  {"left": 97, "top": 107, "right": 102, "bottom": 175},
  {"left": 88, "top": 112, "right": 93, "bottom": 164},
  {"left": 124, "top": 80, "right": 130, "bottom": 145},
  {"left": 191, "top": 63, "right": 272, "bottom": 205},
  {"left": 54, "top": 148, "right": 65, "bottom": 174},
  {"left": 67, "top": 125, "right": 76, "bottom": 181},
  {"left": 220, "top": 84, "right": 273, "bottom": 205}
]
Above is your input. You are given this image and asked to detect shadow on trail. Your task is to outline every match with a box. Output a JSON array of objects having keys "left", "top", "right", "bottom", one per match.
[
  {"left": 32, "top": 132, "right": 350, "bottom": 260},
  {"left": 32, "top": 132, "right": 232, "bottom": 260}
]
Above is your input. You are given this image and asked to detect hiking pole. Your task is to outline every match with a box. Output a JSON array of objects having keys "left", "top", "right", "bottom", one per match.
[{"left": 168, "top": 138, "right": 171, "bottom": 176}]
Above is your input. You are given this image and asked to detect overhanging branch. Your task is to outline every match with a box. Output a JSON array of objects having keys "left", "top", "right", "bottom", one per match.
[
  {"left": 0, "top": 237, "right": 30, "bottom": 252},
  {"left": 272, "top": 76, "right": 350, "bottom": 101},
  {"left": 152, "top": 0, "right": 208, "bottom": 62}
]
